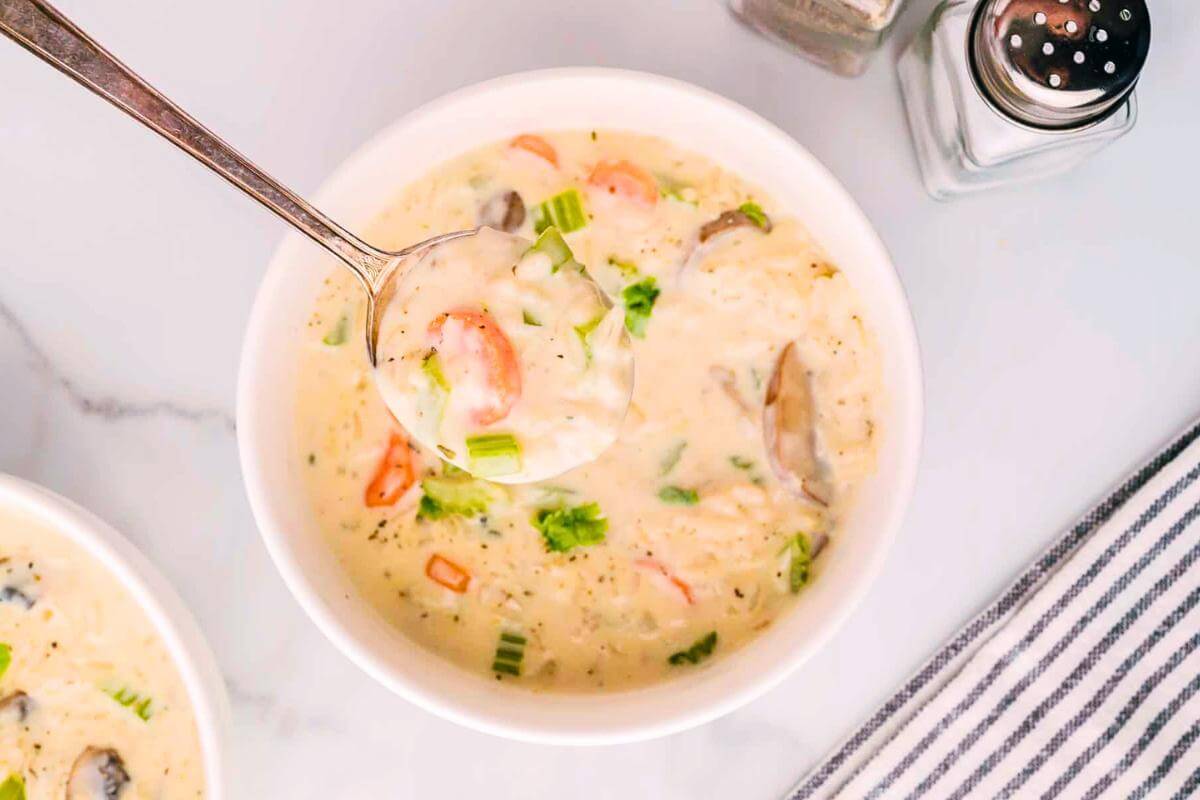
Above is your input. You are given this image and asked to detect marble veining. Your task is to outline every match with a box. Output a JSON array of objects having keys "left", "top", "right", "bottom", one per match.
[
  {"left": 0, "top": 0, "right": 1197, "bottom": 797},
  {"left": 0, "top": 297, "right": 235, "bottom": 432}
]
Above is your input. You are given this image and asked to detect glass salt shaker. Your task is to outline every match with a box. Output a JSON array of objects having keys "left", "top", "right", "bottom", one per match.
[
  {"left": 898, "top": 0, "right": 1150, "bottom": 199},
  {"left": 729, "top": 0, "right": 907, "bottom": 77}
]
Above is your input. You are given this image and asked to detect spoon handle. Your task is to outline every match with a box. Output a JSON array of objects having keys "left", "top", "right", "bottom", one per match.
[{"left": 0, "top": 0, "right": 391, "bottom": 286}]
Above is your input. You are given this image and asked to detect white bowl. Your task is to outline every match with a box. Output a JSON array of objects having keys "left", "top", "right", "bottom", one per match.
[
  {"left": 237, "top": 68, "right": 923, "bottom": 745},
  {"left": 0, "top": 475, "right": 230, "bottom": 795}
]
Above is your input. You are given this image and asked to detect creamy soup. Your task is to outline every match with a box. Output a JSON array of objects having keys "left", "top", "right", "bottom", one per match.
[
  {"left": 0, "top": 507, "right": 205, "bottom": 798},
  {"left": 296, "top": 130, "right": 881, "bottom": 691}
]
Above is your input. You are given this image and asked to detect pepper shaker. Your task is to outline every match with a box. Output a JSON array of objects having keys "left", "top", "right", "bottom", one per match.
[
  {"left": 729, "top": 0, "right": 907, "bottom": 77},
  {"left": 898, "top": 0, "right": 1150, "bottom": 199}
]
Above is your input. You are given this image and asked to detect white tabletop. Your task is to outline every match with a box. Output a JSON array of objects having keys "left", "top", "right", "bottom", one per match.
[{"left": 1, "top": 1, "right": 1197, "bottom": 796}]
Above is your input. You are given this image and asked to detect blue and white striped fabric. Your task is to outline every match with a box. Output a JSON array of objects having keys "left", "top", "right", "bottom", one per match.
[{"left": 789, "top": 421, "right": 1200, "bottom": 800}]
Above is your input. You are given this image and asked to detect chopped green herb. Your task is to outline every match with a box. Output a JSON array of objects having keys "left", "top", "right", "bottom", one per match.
[
  {"left": 0, "top": 774, "right": 25, "bottom": 800},
  {"left": 532, "top": 502, "right": 608, "bottom": 552},
  {"left": 417, "top": 475, "right": 503, "bottom": 521},
  {"left": 658, "top": 486, "right": 699, "bottom": 506},
  {"left": 527, "top": 226, "right": 584, "bottom": 273},
  {"left": 729, "top": 455, "right": 766, "bottom": 486},
  {"left": 465, "top": 433, "right": 522, "bottom": 478},
  {"left": 106, "top": 685, "right": 154, "bottom": 721},
  {"left": 322, "top": 314, "right": 349, "bottom": 346},
  {"left": 660, "top": 440, "right": 687, "bottom": 475},
  {"left": 622, "top": 276, "right": 660, "bottom": 338},
  {"left": 574, "top": 313, "right": 606, "bottom": 365},
  {"left": 784, "top": 533, "right": 815, "bottom": 593},
  {"left": 522, "top": 309, "right": 543, "bottom": 326},
  {"left": 668, "top": 631, "right": 718, "bottom": 665},
  {"left": 607, "top": 256, "right": 639, "bottom": 279},
  {"left": 0, "top": 643, "right": 9, "bottom": 682},
  {"left": 492, "top": 629, "right": 526, "bottom": 676},
  {"left": 737, "top": 201, "right": 770, "bottom": 230},
  {"left": 531, "top": 189, "right": 588, "bottom": 234}
]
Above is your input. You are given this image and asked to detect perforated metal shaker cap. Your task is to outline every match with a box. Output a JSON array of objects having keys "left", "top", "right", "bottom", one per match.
[{"left": 970, "top": 0, "right": 1150, "bottom": 130}]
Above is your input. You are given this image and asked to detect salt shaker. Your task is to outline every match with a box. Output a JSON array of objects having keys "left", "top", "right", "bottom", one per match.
[
  {"left": 729, "top": 0, "right": 906, "bottom": 77},
  {"left": 898, "top": 0, "right": 1150, "bottom": 199}
]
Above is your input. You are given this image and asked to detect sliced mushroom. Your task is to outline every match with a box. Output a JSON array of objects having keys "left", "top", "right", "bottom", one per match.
[
  {"left": 710, "top": 366, "right": 753, "bottom": 418},
  {"left": 763, "top": 342, "right": 831, "bottom": 506},
  {"left": 478, "top": 190, "right": 526, "bottom": 233},
  {"left": 1, "top": 560, "right": 39, "bottom": 609},
  {"left": 809, "top": 531, "right": 830, "bottom": 559},
  {"left": 67, "top": 747, "right": 130, "bottom": 800},
  {"left": 698, "top": 207, "right": 773, "bottom": 243},
  {"left": 0, "top": 690, "right": 32, "bottom": 723},
  {"left": 0, "top": 585, "right": 35, "bottom": 609}
]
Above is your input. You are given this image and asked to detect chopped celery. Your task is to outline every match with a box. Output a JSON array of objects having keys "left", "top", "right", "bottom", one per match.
[
  {"left": 322, "top": 314, "right": 349, "bottom": 346},
  {"left": 531, "top": 189, "right": 587, "bottom": 234},
  {"left": 106, "top": 685, "right": 154, "bottom": 721},
  {"left": 417, "top": 475, "right": 502, "bottom": 521},
  {"left": 466, "top": 433, "right": 522, "bottom": 477},
  {"left": 532, "top": 502, "right": 608, "bottom": 552},
  {"left": 668, "top": 631, "right": 718, "bottom": 665},
  {"left": 737, "top": 201, "right": 770, "bottom": 230},
  {"left": 0, "top": 774, "right": 25, "bottom": 800},
  {"left": 421, "top": 351, "right": 451, "bottom": 424},
  {"left": 421, "top": 351, "right": 450, "bottom": 393},
  {"left": 492, "top": 630, "right": 526, "bottom": 677},
  {"left": 658, "top": 486, "right": 699, "bottom": 506},
  {"left": 574, "top": 313, "right": 605, "bottom": 366},
  {"left": 442, "top": 461, "right": 469, "bottom": 478},
  {"left": 527, "top": 226, "right": 582, "bottom": 273},
  {"left": 622, "top": 277, "right": 660, "bottom": 338},
  {"left": 522, "top": 309, "right": 543, "bottom": 326},
  {"left": 0, "top": 643, "right": 9, "bottom": 681}
]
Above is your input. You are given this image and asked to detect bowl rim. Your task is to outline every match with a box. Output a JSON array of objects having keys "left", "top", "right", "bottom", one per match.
[
  {"left": 237, "top": 67, "right": 924, "bottom": 745},
  {"left": 0, "top": 474, "right": 230, "bottom": 795}
]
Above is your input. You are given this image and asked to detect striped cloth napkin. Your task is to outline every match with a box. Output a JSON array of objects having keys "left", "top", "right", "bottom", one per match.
[{"left": 789, "top": 420, "right": 1200, "bottom": 800}]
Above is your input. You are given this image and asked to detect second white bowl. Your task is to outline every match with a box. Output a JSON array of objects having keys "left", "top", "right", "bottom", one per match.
[{"left": 0, "top": 475, "right": 230, "bottom": 796}]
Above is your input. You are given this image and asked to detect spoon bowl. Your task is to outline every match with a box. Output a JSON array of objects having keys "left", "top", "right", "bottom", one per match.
[{"left": 373, "top": 227, "right": 634, "bottom": 483}]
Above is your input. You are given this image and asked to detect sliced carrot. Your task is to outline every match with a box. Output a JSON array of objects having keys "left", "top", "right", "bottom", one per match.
[
  {"left": 636, "top": 558, "right": 695, "bottom": 605},
  {"left": 426, "top": 554, "right": 471, "bottom": 593},
  {"left": 364, "top": 431, "right": 416, "bottom": 507},
  {"left": 510, "top": 134, "right": 558, "bottom": 167},
  {"left": 588, "top": 159, "right": 658, "bottom": 206},
  {"left": 428, "top": 309, "right": 521, "bottom": 425}
]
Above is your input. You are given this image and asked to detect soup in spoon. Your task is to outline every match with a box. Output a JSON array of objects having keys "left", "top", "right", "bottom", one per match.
[{"left": 373, "top": 226, "right": 633, "bottom": 484}]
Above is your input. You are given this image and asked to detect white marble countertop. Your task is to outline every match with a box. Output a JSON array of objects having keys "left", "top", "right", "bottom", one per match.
[{"left": 2, "top": 1, "right": 1197, "bottom": 797}]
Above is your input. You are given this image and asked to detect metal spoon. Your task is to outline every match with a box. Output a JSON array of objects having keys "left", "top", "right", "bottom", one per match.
[
  {"left": 0, "top": 0, "right": 634, "bottom": 481},
  {"left": 0, "top": 0, "right": 470, "bottom": 367}
]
